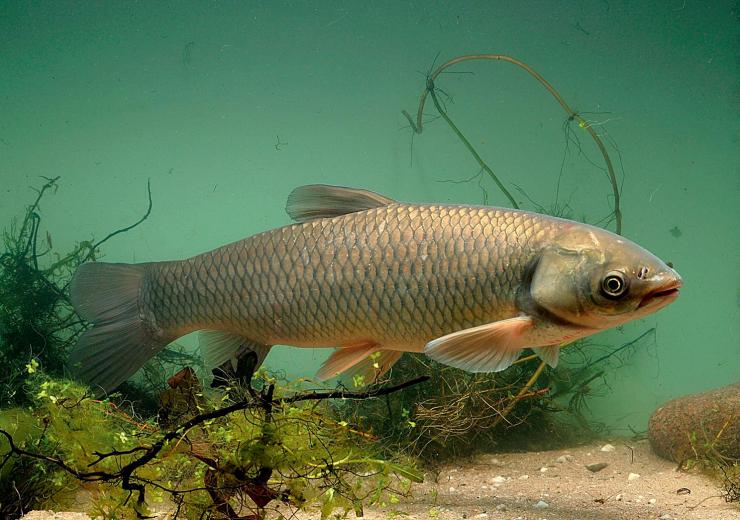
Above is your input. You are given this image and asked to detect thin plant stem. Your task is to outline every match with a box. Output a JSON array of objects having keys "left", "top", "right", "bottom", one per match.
[
  {"left": 403, "top": 53, "right": 622, "bottom": 234},
  {"left": 492, "top": 360, "right": 547, "bottom": 428}
]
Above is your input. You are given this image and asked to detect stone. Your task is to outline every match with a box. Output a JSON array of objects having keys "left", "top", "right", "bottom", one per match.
[
  {"left": 628, "top": 472, "right": 640, "bottom": 481},
  {"left": 648, "top": 382, "right": 740, "bottom": 463},
  {"left": 533, "top": 500, "right": 549, "bottom": 509},
  {"left": 585, "top": 462, "right": 608, "bottom": 472},
  {"left": 600, "top": 443, "right": 616, "bottom": 452}
]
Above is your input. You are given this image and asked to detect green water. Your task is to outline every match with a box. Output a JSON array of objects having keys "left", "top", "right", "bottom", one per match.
[{"left": 1, "top": 1, "right": 737, "bottom": 433}]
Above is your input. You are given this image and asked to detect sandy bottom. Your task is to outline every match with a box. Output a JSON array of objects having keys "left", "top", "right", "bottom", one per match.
[
  {"left": 22, "top": 440, "right": 738, "bottom": 520},
  {"left": 338, "top": 439, "right": 738, "bottom": 520}
]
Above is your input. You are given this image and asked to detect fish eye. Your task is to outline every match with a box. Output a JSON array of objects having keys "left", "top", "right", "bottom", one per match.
[{"left": 601, "top": 271, "right": 628, "bottom": 299}]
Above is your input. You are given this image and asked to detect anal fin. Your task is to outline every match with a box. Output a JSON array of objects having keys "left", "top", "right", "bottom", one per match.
[
  {"left": 315, "top": 342, "right": 378, "bottom": 381},
  {"left": 341, "top": 350, "right": 403, "bottom": 386}
]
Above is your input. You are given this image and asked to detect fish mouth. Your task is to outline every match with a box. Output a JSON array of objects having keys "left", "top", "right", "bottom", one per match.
[{"left": 638, "top": 279, "right": 682, "bottom": 308}]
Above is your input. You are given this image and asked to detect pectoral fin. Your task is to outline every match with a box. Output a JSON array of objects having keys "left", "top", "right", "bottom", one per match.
[{"left": 424, "top": 316, "right": 534, "bottom": 373}]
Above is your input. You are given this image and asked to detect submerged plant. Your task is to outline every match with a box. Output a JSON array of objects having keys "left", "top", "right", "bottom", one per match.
[
  {"left": 339, "top": 330, "right": 651, "bottom": 463},
  {"left": 0, "top": 368, "right": 424, "bottom": 519},
  {"left": 0, "top": 177, "right": 159, "bottom": 407}
]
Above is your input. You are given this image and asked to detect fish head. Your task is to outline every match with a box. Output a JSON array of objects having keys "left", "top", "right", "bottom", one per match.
[{"left": 530, "top": 225, "right": 682, "bottom": 330}]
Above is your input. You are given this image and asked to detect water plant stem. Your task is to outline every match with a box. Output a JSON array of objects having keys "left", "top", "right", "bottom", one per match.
[
  {"left": 427, "top": 87, "right": 519, "bottom": 208},
  {"left": 493, "top": 360, "right": 547, "bottom": 428},
  {"left": 403, "top": 53, "right": 622, "bottom": 234}
]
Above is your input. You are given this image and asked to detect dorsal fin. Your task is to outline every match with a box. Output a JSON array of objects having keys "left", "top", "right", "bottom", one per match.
[{"left": 286, "top": 185, "right": 396, "bottom": 222}]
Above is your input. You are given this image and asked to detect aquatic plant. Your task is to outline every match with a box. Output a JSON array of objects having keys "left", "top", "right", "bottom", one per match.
[
  {"left": 0, "top": 369, "right": 424, "bottom": 519},
  {"left": 337, "top": 330, "right": 649, "bottom": 462},
  {"left": 0, "top": 177, "right": 156, "bottom": 407}
]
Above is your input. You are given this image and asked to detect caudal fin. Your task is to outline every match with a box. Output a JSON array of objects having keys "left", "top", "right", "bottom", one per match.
[{"left": 69, "top": 262, "right": 172, "bottom": 395}]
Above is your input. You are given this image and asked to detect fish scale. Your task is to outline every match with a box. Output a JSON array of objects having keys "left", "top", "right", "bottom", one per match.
[{"left": 141, "top": 204, "right": 551, "bottom": 351}]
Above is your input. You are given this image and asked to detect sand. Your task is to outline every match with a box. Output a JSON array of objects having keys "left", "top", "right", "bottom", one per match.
[
  {"left": 345, "top": 440, "right": 738, "bottom": 520},
  {"left": 22, "top": 439, "right": 738, "bottom": 520}
]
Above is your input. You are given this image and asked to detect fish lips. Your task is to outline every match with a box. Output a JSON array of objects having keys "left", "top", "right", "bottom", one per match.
[{"left": 637, "top": 278, "right": 682, "bottom": 310}]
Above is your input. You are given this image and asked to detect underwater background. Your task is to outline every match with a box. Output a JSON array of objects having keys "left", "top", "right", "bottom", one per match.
[{"left": 0, "top": 0, "right": 737, "bottom": 435}]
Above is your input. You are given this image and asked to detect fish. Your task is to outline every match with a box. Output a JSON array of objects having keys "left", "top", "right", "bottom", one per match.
[{"left": 68, "top": 185, "right": 682, "bottom": 394}]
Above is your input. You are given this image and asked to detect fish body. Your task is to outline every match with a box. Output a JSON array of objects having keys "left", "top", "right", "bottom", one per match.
[{"left": 70, "top": 185, "right": 682, "bottom": 393}]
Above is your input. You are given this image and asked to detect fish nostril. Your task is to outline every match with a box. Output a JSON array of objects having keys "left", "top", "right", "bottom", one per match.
[{"left": 637, "top": 266, "right": 649, "bottom": 280}]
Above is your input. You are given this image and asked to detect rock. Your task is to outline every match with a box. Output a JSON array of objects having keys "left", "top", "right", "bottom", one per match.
[
  {"left": 495, "top": 504, "right": 507, "bottom": 511},
  {"left": 600, "top": 443, "right": 616, "bottom": 452},
  {"left": 518, "top": 474, "right": 529, "bottom": 480},
  {"left": 539, "top": 466, "right": 548, "bottom": 472},
  {"left": 585, "top": 462, "right": 608, "bottom": 472},
  {"left": 615, "top": 493, "right": 623, "bottom": 501},
  {"left": 491, "top": 475, "right": 506, "bottom": 484},
  {"left": 649, "top": 498, "right": 657, "bottom": 504},
  {"left": 533, "top": 500, "right": 549, "bottom": 509},
  {"left": 659, "top": 514, "right": 674, "bottom": 520},
  {"left": 555, "top": 454, "right": 573, "bottom": 463},
  {"left": 648, "top": 382, "right": 740, "bottom": 463},
  {"left": 628, "top": 472, "right": 641, "bottom": 481}
]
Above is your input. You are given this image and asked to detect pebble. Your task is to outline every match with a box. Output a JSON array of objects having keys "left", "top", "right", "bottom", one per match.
[
  {"left": 496, "top": 504, "right": 507, "bottom": 511},
  {"left": 540, "top": 466, "right": 549, "bottom": 473},
  {"left": 449, "top": 486, "right": 456, "bottom": 492},
  {"left": 649, "top": 498, "right": 657, "bottom": 504},
  {"left": 519, "top": 474, "right": 530, "bottom": 480},
  {"left": 659, "top": 515, "right": 673, "bottom": 520},
  {"left": 555, "top": 454, "right": 573, "bottom": 463},
  {"left": 628, "top": 472, "right": 641, "bottom": 481},
  {"left": 585, "top": 462, "right": 608, "bottom": 472},
  {"left": 600, "top": 443, "right": 616, "bottom": 452},
  {"left": 491, "top": 475, "right": 507, "bottom": 484},
  {"left": 614, "top": 493, "right": 623, "bottom": 501},
  {"left": 533, "top": 499, "right": 549, "bottom": 509},
  {"left": 474, "top": 514, "right": 488, "bottom": 519}
]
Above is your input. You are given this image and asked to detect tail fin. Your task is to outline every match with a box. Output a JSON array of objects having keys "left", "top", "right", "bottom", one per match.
[{"left": 69, "top": 262, "right": 172, "bottom": 395}]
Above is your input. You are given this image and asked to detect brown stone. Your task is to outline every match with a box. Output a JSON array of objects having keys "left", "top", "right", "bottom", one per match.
[{"left": 648, "top": 382, "right": 740, "bottom": 463}]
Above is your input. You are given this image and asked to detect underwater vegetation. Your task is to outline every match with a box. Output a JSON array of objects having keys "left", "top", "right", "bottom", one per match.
[
  {"left": 0, "top": 177, "right": 84, "bottom": 405},
  {"left": 337, "top": 329, "right": 657, "bottom": 464},
  {"left": 0, "top": 369, "right": 422, "bottom": 519}
]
